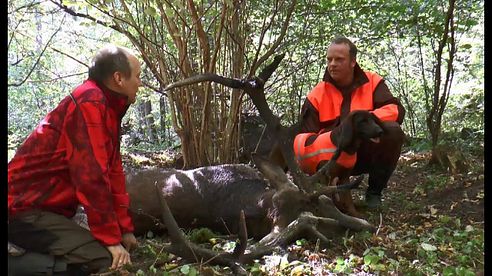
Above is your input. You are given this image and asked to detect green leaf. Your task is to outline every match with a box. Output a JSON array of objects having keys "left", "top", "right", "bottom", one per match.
[
  {"left": 180, "top": 265, "right": 190, "bottom": 274},
  {"left": 188, "top": 266, "right": 198, "bottom": 276},
  {"left": 364, "top": 254, "right": 380, "bottom": 265},
  {"left": 336, "top": 257, "right": 345, "bottom": 265},
  {"left": 145, "top": 6, "right": 158, "bottom": 17},
  {"left": 295, "top": 239, "right": 307, "bottom": 246},
  {"left": 442, "top": 266, "right": 455, "bottom": 276},
  {"left": 421, "top": 242, "right": 437, "bottom": 251}
]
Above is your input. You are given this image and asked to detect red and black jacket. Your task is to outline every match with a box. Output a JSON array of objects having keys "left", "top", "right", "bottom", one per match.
[{"left": 8, "top": 79, "right": 134, "bottom": 246}]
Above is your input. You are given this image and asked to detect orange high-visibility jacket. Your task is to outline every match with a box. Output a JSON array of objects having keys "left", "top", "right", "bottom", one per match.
[
  {"left": 294, "top": 131, "right": 357, "bottom": 175},
  {"left": 294, "top": 71, "right": 400, "bottom": 175}
]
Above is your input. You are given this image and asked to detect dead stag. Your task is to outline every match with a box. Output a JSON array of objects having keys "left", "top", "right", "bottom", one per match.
[{"left": 127, "top": 54, "right": 375, "bottom": 272}]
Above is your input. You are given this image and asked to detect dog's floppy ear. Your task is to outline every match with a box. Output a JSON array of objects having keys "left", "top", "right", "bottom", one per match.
[
  {"left": 337, "top": 112, "right": 355, "bottom": 150},
  {"left": 370, "top": 112, "right": 387, "bottom": 132}
]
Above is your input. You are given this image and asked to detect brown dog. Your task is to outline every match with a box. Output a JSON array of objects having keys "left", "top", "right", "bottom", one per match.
[{"left": 324, "top": 110, "right": 385, "bottom": 218}]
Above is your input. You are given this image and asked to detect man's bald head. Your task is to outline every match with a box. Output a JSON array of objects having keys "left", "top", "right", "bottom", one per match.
[{"left": 88, "top": 45, "right": 136, "bottom": 84}]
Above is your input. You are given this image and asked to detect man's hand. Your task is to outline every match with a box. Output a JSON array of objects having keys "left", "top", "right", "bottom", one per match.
[
  {"left": 106, "top": 244, "right": 131, "bottom": 269},
  {"left": 121, "top": 233, "right": 138, "bottom": 252}
]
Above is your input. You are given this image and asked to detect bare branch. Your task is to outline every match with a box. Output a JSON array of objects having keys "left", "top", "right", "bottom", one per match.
[
  {"left": 8, "top": 15, "right": 65, "bottom": 87},
  {"left": 50, "top": 0, "right": 121, "bottom": 32},
  {"left": 50, "top": 47, "right": 88, "bottom": 68},
  {"left": 8, "top": 0, "right": 44, "bottom": 15},
  {"left": 26, "top": 72, "right": 86, "bottom": 83},
  {"left": 249, "top": 0, "right": 297, "bottom": 76}
]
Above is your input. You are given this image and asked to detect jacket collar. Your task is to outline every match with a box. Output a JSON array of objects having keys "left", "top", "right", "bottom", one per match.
[
  {"left": 322, "top": 62, "right": 369, "bottom": 91},
  {"left": 89, "top": 79, "right": 130, "bottom": 117}
]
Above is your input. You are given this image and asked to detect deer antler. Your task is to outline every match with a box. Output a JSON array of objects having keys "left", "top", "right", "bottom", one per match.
[
  {"left": 162, "top": 54, "right": 321, "bottom": 192},
  {"left": 154, "top": 181, "right": 249, "bottom": 274},
  {"left": 163, "top": 73, "right": 245, "bottom": 91}
]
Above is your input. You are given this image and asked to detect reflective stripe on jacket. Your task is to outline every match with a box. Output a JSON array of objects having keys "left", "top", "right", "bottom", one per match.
[
  {"left": 295, "top": 70, "right": 397, "bottom": 175},
  {"left": 294, "top": 131, "right": 357, "bottom": 175}
]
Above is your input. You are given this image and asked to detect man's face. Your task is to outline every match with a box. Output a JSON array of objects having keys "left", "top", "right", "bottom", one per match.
[
  {"left": 119, "top": 55, "right": 142, "bottom": 104},
  {"left": 326, "top": 43, "right": 356, "bottom": 86}
]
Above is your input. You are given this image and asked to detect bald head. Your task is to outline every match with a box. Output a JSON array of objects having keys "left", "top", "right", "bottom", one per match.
[
  {"left": 88, "top": 45, "right": 135, "bottom": 84},
  {"left": 88, "top": 45, "right": 142, "bottom": 104}
]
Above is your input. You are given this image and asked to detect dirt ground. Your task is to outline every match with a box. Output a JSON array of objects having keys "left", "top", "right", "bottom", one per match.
[{"left": 382, "top": 150, "right": 484, "bottom": 224}]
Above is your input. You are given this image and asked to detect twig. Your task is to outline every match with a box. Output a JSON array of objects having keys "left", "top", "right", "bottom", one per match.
[
  {"left": 133, "top": 208, "right": 167, "bottom": 230},
  {"left": 26, "top": 72, "right": 86, "bottom": 83},
  {"left": 220, "top": 217, "right": 233, "bottom": 236},
  {"left": 375, "top": 213, "right": 383, "bottom": 236},
  {"left": 253, "top": 123, "right": 268, "bottom": 153},
  {"left": 151, "top": 243, "right": 168, "bottom": 268},
  {"left": 8, "top": 15, "right": 66, "bottom": 87},
  {"left": 50, "top": 47, "right": 88, "bottom": 68}
]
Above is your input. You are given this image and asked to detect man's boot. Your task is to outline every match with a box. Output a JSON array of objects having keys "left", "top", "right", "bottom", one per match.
[{"left": 365, "top": 191, "right": 382, "bottom": 209}]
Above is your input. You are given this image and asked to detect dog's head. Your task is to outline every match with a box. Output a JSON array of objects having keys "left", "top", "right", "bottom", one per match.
[{"left": 338, "top": 110, "right": 385, "bottom": 150}]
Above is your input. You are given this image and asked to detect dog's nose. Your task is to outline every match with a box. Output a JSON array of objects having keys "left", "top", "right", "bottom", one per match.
[{"left": 376, "top": 128, "right": 384, "bottom": 137}]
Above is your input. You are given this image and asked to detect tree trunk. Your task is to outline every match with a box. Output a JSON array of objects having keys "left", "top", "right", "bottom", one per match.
[{"left": 425, "top": 0, "right": 456, "bottom": 164}]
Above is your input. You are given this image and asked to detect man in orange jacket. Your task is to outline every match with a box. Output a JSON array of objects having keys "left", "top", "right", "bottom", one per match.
[
  {"left": 295, "top": 37, "right": 406, "bottom": 208},
  {"left": 8, "top": 45, "right": 142, "bottom": 275}
]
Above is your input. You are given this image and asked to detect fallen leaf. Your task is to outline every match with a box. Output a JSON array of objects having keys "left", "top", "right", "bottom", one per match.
[
  {"left": 290, "top": 265, "right": 305, "bottom": 276},
  {"left": 429, "top": 206, "right": 438, "bottom": 216},
  {"left": 421, "top": 242, "right": 437, "bottom": 251}
]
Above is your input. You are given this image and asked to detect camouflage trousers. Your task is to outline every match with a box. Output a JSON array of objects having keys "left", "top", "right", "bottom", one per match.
[{"left": 8, "top": 209, "right": 111, "bottom": 275}]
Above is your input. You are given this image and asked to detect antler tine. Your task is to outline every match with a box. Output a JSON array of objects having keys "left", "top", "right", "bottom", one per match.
[
  {"left": 257, "top": 53, "right": 286, "bottom": 83},
  {"left": 305, "top": 149, "right": 342, "bottom": 185},
  {"left": 163, "top": 73, "right": 245, "bottom": 91}
]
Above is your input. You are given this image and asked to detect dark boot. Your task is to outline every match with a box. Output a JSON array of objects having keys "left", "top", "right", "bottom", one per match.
[{"left": 365, "top": 191, "right": 382, "bottom": 209}]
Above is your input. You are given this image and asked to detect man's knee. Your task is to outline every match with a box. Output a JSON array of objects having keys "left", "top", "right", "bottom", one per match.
[
  {"left": 381, "top": 122, "right": 406, "bottom": 146},
  {"left": 8, "top": 252, "right": 67, "bottom": 276},
  {"left": 374, "top": 122, "right": 405, "bottom": 164},
  {"left": 65, "top": 240, "right": 112, "bottom": 273}
]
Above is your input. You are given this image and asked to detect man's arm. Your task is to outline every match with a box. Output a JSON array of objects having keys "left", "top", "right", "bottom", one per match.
[
  {"left": 299, "top": 99, "right": 321, "bottom": 133},
  {"left": 109, "top": 151, "right": 134, "bottom": 234},
  {"left": 109, "top": 151, "right": 137, "bottom": 251},
  {"left": 65, "top": 100, "right": 123, "bottom": 246},
  {"left": 372, "top": 81, "right": 406, "bottom": 124}
]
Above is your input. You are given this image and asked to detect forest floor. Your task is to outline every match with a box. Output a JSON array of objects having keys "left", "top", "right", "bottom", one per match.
[{"left": 113, "top": 146, "right": 484, "bottom": 276}]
